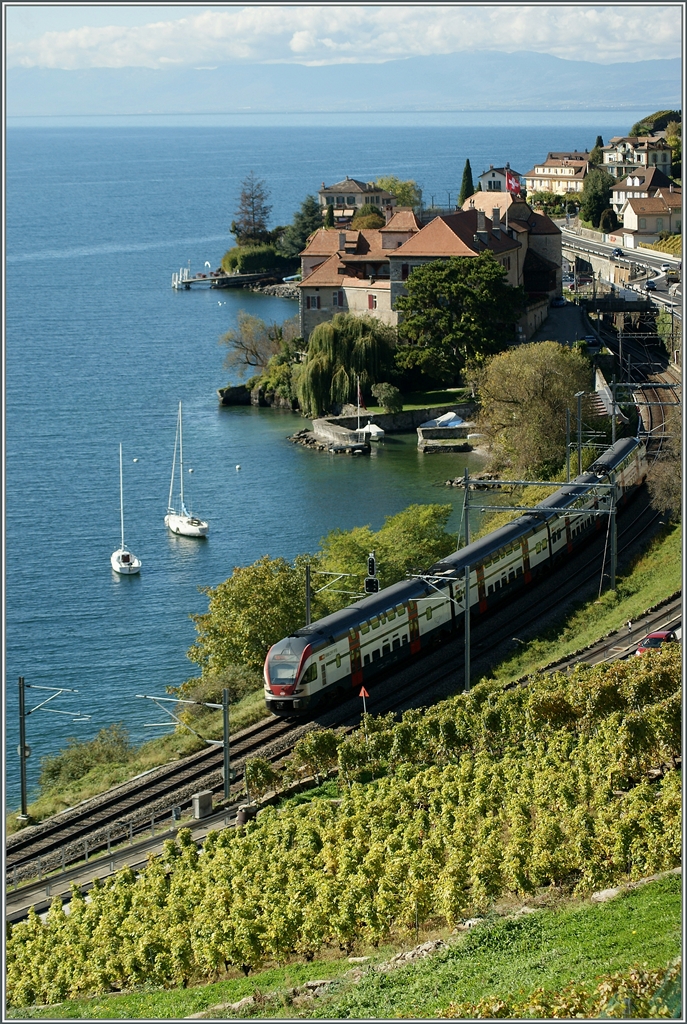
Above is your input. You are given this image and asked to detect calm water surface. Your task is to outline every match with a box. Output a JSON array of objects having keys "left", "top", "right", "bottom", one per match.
[{"left": 5, "top": 122, "right": 632, "bottom": 805}]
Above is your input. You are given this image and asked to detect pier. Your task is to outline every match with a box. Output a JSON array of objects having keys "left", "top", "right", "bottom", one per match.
[{"left": 171, "top": 267, "right": 285, "bottom": 290}]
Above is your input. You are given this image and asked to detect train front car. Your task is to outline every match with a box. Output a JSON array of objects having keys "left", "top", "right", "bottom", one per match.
[{"left": 264, "top": 635, "right": 313, "bottom": 716}]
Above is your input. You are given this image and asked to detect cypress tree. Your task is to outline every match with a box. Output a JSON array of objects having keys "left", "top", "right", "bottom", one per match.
[
  {"left": 324, "top": 204, "right": 335, "bottom": 227},
  {"left": 458, "top": 159, "right": 475, "bottom": 207}
]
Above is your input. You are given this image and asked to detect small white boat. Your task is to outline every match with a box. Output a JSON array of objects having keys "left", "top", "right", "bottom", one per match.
[
  {"left": 165, "top": 402, "right": 209, "bottom": 538},
  {"left": 111, "top": 443, "right": 141, "bottom": 574}
]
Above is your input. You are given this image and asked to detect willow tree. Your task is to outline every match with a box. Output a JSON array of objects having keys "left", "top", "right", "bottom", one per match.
[{"left": 297, "top": 313, "right": 396, "bottom": 417}]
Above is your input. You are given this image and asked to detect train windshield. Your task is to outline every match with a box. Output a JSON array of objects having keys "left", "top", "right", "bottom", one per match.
[{"left": 267, "top": 637, "right": 309, "bottom": 685}]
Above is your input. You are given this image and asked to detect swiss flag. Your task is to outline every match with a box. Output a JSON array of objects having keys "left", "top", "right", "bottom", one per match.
[{"left": 506, "top": 171, "right": 521, "bottom": 195}]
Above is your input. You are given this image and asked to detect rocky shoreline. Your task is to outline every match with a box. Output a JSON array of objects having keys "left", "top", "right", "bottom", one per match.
[{"left": 246, "top": 282, "right": 299, "bottom": 300}]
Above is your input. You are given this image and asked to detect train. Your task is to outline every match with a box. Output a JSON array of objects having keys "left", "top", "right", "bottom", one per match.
[{"left": 264, "top": 436, "right": 648, "bottom": 716}]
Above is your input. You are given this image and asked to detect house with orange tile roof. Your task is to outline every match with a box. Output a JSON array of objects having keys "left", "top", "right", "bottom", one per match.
[
  {"left": 619, "top": 187, "right": 682, "bottom": 247},
  {"left": 609, "top": 166, "right": 675, "bottom": 217},
  {"left": 298, "top": 204, "right": 561, "bottom": 340}
]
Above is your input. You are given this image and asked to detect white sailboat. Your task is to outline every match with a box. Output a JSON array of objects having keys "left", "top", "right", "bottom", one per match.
[
  {"left": 111, "top": 443, "right": 141, "bottom": 574},
  {"left": 165, "top": 402, "right": 209, "bottom": 537}
]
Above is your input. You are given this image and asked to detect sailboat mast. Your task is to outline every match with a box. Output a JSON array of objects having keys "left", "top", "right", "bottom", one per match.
[
  {"left": 178, "top": 402, "right": 185, "bottom": 513},
  {"left": 119, "top": 442, "right": 125, "bottom": 549},
  {"left": 168, "top": 410, "right": 179, "bottom": 512}
]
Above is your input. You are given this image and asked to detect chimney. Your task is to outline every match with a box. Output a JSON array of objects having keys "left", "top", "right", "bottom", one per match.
[
  {"left": 476, "top": 208, "right": 488, "bottom": 244},
  {"left": 338, "top": 232, "right": 346, "bottom": 250},
  {"left": 492, "top": 207, "right": 501, "bottom": 236},
  {"left": 489, "top": 164, "right": 494, "bottom": 170},
  {"left": 385, "top": 205, "right": 393, "bottom": 224}
]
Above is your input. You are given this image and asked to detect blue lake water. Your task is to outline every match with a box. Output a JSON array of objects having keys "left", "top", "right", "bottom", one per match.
[{"left": 5, "top": 119, "right": 634, "bottom": 806}]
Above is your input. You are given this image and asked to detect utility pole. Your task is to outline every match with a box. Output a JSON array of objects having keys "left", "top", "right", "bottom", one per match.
[
  {"left": 463, "top": 467, "right": 470, "bottom": 546},
  {"left": 305, "top": 563, "right": 311, "bottom": 626},
  {"left": 611, "top": 376, "right": 616, "bottom": 445},
  {"left": 576, "top": 391, "right": 584, "bottom": 475},
  {"left": 566, "top": 408, "right": 571, "bottom": 482},
  {"left": 610, "top": 477, "right": 617, "bottom": 591},
  {"left": 223, "top": 688, "right": 231, "bottom": 801},
  {"left": 464, "top": 564, "right": 471, "bottom": 692},
  {"left": 18, "top": 677, "right": 27, "bottom": 819}
]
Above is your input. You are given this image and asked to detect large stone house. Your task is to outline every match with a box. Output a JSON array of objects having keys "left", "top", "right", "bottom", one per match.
[
  {"left": 609, "top": 166, "right": 675, "bottom": 217},
  {"left": 601, "top": 135, "right": 673, "bottom": 179},
  {"left": 523, "top": 151, "right": 590, "bottom": 194},
  {"left": 318, "top": 177, "right": 397, "bottom": 225},
  {"left": 618, "top": 187, "right": 682, "bottom": 248},
  {"left": 298, "top": 203, "right": 561, "bottom": 341}
]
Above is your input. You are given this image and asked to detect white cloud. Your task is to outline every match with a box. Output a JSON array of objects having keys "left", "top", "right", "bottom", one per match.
[{"left": 6, "top": 4, "right": 683, "bottom": 69}]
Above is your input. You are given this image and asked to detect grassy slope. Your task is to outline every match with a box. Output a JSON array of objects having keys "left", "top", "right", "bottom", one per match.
[{"left": 10, "top": 875, "right": 681, "bottom": 1019}]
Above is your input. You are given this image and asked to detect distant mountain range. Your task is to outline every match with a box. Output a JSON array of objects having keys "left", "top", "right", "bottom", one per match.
[{"left": 7, "top": 51, "right": 681, "bottom": 117}]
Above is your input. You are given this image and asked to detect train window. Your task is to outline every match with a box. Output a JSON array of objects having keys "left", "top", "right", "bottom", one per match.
[
  {"left": 361, "top": 622, "right": 370, "bottom": 634},
  {"left": 348, "top": 627, "right": 357, "bottom": 640},
  {"left": 426, "top": 606, "right": 433, "bottom": 620},
  {"left": 488, "top": 584, "right": 494, "bottom": 595},
  {"left": 379, "top": 611, "right": 387, "bottom": 624},
  {"left": 371, "top": 616, "right": 380, "bottom": 629},
  {"left": 336, "top": 653, "right": 341, "bottom": 669},
  {"left": 364, "top": 654, "right": 371, "bottom": 666},
  {"left": 408, "top": 601, "right": 416, "bottom": 613},
  {"left": 322, "top": 663, "right": 327, "bottom": 686},
  {"left": 396, "top": 604, "right": 405, "bottom": 615},
  {"left": 372, "top": 649, "right": 381, "bottom": 661},
  {"left": 303, "top": 663, "right": 317, "bottom": 683},
  {"left": 387, "top": 607, "right": 396, "bottom": 620},
  {"left": 382, "top": 644, "right": 390, "bottom": 656},
  {"left": 402, "top": 634, "right": 408, "bottom": 644}
]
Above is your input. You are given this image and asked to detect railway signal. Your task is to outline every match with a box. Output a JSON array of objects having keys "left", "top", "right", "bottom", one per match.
[{"left": 365, "top": 551, "right": 379, "bottom": 593}]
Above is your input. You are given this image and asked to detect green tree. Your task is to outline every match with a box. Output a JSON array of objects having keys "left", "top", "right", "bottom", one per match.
[
  {"left": 374, "top": 175, "right": 422, "bottom": 208},
  {"left": 647, "top": 404, "right": 681, "bottom": 522},
  {"left": 297, "top": 313, "right": 396, "bottom": 417},
  {"left": 351, "top": 204, "right": 386, "bottom": 228},
  {"left": 220, "top": 312, "right": 299, "bottom": 379},
  {"left": 371, "top": 382, "right": 403, "bottom": 412},
  {"left": 589, "top": 135, "right": 604, "bottom": 165},
  {"left": 629, "top": 110, "right": 681, "bottom": 135},
  {"left": 579, "top": 168, "right": 615, "bottom": 228},
  {"left": 231, "top": 171, "right": 272, "bottom": 245},
  {"left": 188, "top": 554, "right": 313, "bottom": 675},
  {"left": 395, "top": 254, "right": 526, "bottom": 385},
  {"left": 477, "top": 340, "right": 592, "bottom": 477},
  {"left": 324, "top": 203, "right": 335, "bottom": 227},
  {"left": 599, "top": 207, "right": 619, "bottom": 232},
  {"left": 278, "top": 195, "right": 324, "bottom": 257},
  {"left": 458, "top": 158, "right": 475, "bottom": 207}
]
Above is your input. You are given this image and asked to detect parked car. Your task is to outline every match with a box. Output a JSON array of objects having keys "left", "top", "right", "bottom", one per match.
[
  {"left": 551, "top": 296, "right": 567, "bottom": 307},
  {"left": 584, "top": 334, "right": 600, "bottom": 351},
  {"left": 635, "top": 630, "right": 678, "bottom": 655},
  {"left": 644, "top": 280, "right": 657, "bottom": 291}
]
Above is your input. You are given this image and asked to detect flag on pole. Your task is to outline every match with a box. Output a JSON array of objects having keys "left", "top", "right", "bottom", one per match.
[{"left": 506, "top": 170, "right": 521, "bottom": 195}]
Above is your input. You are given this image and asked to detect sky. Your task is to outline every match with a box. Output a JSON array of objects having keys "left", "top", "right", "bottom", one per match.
[{"left": 4, "top": 2, "right": 683, "bottom": 69}]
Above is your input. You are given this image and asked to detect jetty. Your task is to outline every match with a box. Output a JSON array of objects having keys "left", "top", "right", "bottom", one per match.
[{"left": 172, "top": 267, "right": 284, "bottom": 290}]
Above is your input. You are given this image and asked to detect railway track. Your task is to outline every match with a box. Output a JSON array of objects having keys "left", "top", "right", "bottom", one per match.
[{"left": 7, "top": 327, "right": 680, "bottom": 884}]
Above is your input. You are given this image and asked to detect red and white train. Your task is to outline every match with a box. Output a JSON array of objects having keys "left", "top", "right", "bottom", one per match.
[{"left": 264, "top": 437, "right": 648, "bottom": 716}]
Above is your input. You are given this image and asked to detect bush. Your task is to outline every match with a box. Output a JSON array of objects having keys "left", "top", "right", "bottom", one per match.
[
  {"left": 38, "top": 724, "right": 132, "bottom": 793},
  {"left": 221, "top": 245, "right": 297, "bottom": 275},
  {"left": 351, "top": 204, "right": 386, "bottom": 228},
  {"left": 371, "top": 382, "right": 403, "bottom": 412}
]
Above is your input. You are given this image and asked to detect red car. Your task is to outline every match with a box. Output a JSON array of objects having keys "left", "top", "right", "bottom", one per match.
[{"left": 635, "top": 630, "right": 678, "bottom": 655}]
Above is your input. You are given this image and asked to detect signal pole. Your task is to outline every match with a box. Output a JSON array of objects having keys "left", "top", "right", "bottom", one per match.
[{"left": 464, "top": 564, "right": 471, "bottom": 692}]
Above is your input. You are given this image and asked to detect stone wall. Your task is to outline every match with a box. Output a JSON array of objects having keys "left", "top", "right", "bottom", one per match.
[{"left": 327, "top": 402, "right": 478, "bottom": 435}]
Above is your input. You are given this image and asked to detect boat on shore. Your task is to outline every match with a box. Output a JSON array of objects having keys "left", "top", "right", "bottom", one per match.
[{"left": 165, "top": 402, "right": 209, "bottom": 538}]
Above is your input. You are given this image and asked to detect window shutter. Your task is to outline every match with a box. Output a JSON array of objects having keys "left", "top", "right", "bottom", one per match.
[
  {"left": 368, "top": 294, "right": 374, "bottom": 309},
  {"left": 317, "top": 296, "right": 321, "bottom": 309},
  {"left": 338, "top": 290, "right": 344, "bottom": 306},
  {"left": 305, "top": 296, "right": 311, "bottom": 310},
  {"left": 401, "top": 263, "right": 409, "bottom": 281}
]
